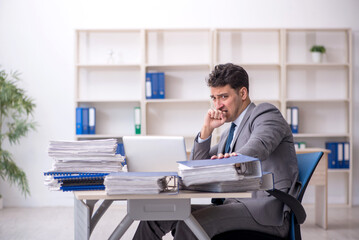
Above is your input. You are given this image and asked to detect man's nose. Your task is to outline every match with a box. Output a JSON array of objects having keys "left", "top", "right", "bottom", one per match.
[{"left": 216, "top": 102, "right": 224, "bottom": 110}]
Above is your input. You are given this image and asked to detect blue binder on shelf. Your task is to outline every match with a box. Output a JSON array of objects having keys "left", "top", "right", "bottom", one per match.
[
  {"left": 82, "top": 108, "right": 89, "bottom": 134},
  {"left": 158, "top": 72, "right": 165, "bottom": 99},
  {"left": 151, "top": 72, "right": 159, "bottom": 98},
  {"left": 76, "top": 107, "right": 83, "bottom": 134},
  {"left": 89, "top": 107, "right": 96, "bottom": 134},
  {"left": 326, "top": 142, "right": 338, "bottom": 169}
]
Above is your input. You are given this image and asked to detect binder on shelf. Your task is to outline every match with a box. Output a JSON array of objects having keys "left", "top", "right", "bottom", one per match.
[
  {"left": 89, "top": 107, "right": 96, "bottom": 134},
  {"left": 146, "top": 73, "right": 152, "bottom": 99},
  {"left": 177, "top": 155, "right": 263, "bottom": 189},
  {"left": 337, "top": 142, "right": 343, "bottom": 169},
  {"left": 286, "top": 107, "right": 292, "bottom": 127},
  {"left": 82, "top": 107, "right": 89, "bottom": 134},
  {"left": 291, "top": 106, "right": 298, "bottom": 134},
  {"left": 104, "top": 171, "right": 179, "bottom": 195},
  {"left": 145, "top": 72, "right": 166, "bottom": 99},
  {"left": 134, "top": 107, "right": 141, "bottom": 135},
  {"left": 151, "top": 72, "right": 159, "bottom": 98},
  {"left": 343, "top": 142, "right": 350, "bottom": 169},
  {"left": 158, "top": 72, "right": 165, "bottom": 99},
  {"left": 76, "top": 107, "right": 83, "bottom": 135},
  {"left": 294, "top": 142, "right": 306, "bottom": 151},
  {"left": 326, "top": 142, "right": 338, "bottom": 169}
]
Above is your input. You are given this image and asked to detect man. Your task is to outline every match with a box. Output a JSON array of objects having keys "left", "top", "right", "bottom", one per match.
[{"left": 133, "top": 63, "right": 298, "bottom": 239}]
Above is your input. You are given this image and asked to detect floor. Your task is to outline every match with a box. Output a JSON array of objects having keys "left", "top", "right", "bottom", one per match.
[{"left": 0, "top": 204, "right": 358, "bottom": 240}]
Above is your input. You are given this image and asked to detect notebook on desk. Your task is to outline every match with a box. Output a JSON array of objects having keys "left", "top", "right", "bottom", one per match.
[{"left": 122, "top": 136, "right": 187, "bottom": 172}]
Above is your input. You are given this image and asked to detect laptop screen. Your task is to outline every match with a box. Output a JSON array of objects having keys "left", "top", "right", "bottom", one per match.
[{"left": 122, "top": 136, "right": 187, "bottom": 172}]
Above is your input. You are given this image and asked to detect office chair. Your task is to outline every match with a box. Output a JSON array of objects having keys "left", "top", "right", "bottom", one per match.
[{"left": 212, "top": 151, "right": 324, "bottom": 240}]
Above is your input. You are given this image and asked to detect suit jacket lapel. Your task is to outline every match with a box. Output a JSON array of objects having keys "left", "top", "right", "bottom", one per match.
[
  {"left": 218, "top": 102, "right": 256, "bottom": 154},
  {"left": 232, "top": 102, "right": 256, "bottom": 150}
]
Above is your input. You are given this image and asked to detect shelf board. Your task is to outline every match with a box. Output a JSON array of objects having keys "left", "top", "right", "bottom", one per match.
[
  {"left": 77, "top": 99, "right": 141, "bottom": 103},
  {"left": 252, "top": 99, "right": 281, "bottom": 103},
  {"left": 286, "top": 63, "right": 349, "bottom": 67},
  {"left": 328, "top": 169, "right": 350, "bottom": 173},
  {"left": 234, "top": 63, "right": 281, "bottom": 68},
  {"left": 286, "top": 99, "right": 350, "bottom": 103},
  {"left": 76, "top": 64, "right": 141, "bottom": 69},
  {"left": 145, "top": 99, "right": 210, "bottom": 104},
  {"left": 75, "top": 134, "right": 136, "bottom": 139},
  {"left": 293, "top": 133, "right": 350, "bottom": 138},
  {"left": 145, "top": 63, "right": 211, "bottom": 70}
]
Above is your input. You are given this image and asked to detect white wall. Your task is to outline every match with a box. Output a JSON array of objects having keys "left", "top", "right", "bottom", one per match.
[{"left": 0, "top": 0, "right": 358, "bottom": 207}]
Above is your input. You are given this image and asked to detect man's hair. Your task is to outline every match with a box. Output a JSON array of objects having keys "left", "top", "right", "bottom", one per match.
[{"left": 206, "top": 63, "right": 249, "bottom": 92}]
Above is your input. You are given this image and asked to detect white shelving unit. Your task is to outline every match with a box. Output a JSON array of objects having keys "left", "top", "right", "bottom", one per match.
[
  {"left": 284, "top": 29, "right": 352, "bottom": 206},
  {"left": 74, "top": 28, "right": 353, "bottom": 205}
]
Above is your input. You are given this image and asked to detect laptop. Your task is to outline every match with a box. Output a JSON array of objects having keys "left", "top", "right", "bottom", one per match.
[{"left": 122, "top": 136, "right": 188, "bottom": 172}]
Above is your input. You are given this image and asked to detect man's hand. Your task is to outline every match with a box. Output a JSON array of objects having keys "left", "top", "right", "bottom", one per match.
[
  {"left": 200, "top": 109, "right": 227, "bottom": 140},
  {"left": 211, "top": 152, "right": 238, "bottom": 159}
]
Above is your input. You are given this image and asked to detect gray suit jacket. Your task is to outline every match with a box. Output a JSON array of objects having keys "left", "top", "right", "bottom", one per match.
[{"left": 190, "top": 102, "right": 299, "bottom": 226}]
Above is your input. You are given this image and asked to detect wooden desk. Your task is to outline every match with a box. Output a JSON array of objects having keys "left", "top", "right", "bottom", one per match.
[
  {"left": 74, "top": 191, "right": 251, "bottom": 240},
  {"left": 296, "top": 148, "right": 330, "bottom": 229}
]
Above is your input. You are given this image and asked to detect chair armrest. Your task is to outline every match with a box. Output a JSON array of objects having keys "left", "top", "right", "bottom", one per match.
[{"left": 266, "top": 189, "right": 306, "bottom": 224}]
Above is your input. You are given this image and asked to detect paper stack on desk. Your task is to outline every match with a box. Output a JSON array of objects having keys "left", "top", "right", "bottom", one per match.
[
  {"left": 44, "top": 138, "right": 124, "bottom": 191},
  {"left": 178, "top": 155, "right": 272, "bottom": 192},
  {"left": 104, "top": 172, "right": 178, "bottom": 195},
  {"left": 48, "top": 138, "right": 124, "bottom": 173}
]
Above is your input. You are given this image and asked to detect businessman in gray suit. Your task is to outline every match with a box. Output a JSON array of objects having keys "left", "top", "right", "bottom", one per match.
[{"left": 133, "top": 63, "right": 298, "bottom": 239}]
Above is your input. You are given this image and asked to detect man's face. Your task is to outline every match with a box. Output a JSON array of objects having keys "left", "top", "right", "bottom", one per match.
[{"left": 210, "top": 84, "right": 243, "bottom": 122}]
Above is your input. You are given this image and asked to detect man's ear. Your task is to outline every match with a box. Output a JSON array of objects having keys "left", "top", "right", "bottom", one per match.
[{"left": 240, "top": 87, "right": 248, "bottom": 99}]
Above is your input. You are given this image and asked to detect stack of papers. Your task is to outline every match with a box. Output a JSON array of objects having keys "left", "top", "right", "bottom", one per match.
[
  {"left": 44, "top": 139, "right": 125, "bottom": 192},
  {"left": 178, "top": 155, "right": 268, "bottom": 192},
  {"left": 48, "top": 139, "right": 124, "bottom": 173},
  {"left": 104, "top": 172, "right": 178, "bottom": 195}
]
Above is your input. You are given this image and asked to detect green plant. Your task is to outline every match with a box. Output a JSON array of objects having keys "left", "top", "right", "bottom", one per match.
[
  {"left": 310, "top": 45, "right": 326, "bottom": 53},
  {"left": 0, "top": 69, "right": 36, "bottom": 197}
]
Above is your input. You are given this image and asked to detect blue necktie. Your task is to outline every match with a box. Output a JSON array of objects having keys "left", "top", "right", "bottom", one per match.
[
  {"left": 212, "top": 122, "right": 236, "bottom": 206},
  {"left": 224, "top": 123, "right": 236, "bottom": 153}
]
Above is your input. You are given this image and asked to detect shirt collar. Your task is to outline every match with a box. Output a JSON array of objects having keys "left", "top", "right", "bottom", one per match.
[{"left": 232, "top": 104, "right": 250, "bottom": 128}]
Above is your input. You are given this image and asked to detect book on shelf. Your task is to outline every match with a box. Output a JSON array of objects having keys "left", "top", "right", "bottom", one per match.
[
  {"left": 134, "top": 107, "right": 141, "bottom": 135},
  {"left": 76, "top": 107, "right": 96, "bottom": 135},
  {"left": 286, "top": 106, "right": 298, "bottom": 134},
  {"left": 89, "top": 107, "right": 96, "bottom": 134},
  {"left": 326, "top": 142, "right": 350, "bottom": 169},
  {"left": 145, "top": 72, "right": 165, "bottom": 99},
  {"left": 177, "top": 155, "right": 271, "bottom": 192},
  {"left": 104, "top": 172, "right": 178, "bottom": 195},
  {"left": 294, "top": 142, "right": 306, "bottom": 151}
]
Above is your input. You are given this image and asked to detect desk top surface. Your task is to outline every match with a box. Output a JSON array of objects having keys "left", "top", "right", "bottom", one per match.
[{"left": 74, "top": 190, "right": 252, "bottom": 200}]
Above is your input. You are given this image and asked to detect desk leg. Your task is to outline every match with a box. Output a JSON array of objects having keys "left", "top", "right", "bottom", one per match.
[
  {"left": 74, "top": 198, "right": 90, "bottom": 240},
  {"left": 315, "top": 185, "right": 328, "bottom": 229},
  {"left": 184, "top": 215, "right": 210, "bottom": 240},
  {"left": 90, "top": 200, "right": 114, "bottom": 234},
  {"left": 108, "top": 214, "right": 134, "bottom": 240}
]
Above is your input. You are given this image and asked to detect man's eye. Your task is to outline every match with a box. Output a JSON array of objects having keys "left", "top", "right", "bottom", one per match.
[{"left": 221, "top": 95, "right": 227, "bottom": 99}]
